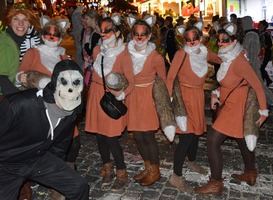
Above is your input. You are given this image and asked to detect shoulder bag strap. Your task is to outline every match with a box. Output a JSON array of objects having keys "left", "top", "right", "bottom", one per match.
[{"left": 100, "top": 56, "right": 106, "bottom": 91}]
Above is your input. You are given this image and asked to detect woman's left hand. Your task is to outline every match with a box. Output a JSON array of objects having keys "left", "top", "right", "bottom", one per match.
[{"left": 255, "top": 115, "right": 267, "bottom": 127}]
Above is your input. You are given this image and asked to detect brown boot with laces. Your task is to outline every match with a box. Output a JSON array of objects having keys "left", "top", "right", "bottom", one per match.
[
  {"left": 140, "top": 163, "right": 161, "bottom": 186},
  {"left": 134, "top": 160, "right": 150, "bottom": 181}
]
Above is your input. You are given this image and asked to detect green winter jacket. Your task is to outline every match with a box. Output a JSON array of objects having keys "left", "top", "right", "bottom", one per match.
[{"left": 0, "top": 31, "right": 20, "bottom": 83}]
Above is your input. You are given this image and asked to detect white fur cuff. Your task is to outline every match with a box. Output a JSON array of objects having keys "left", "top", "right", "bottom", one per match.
[
  {"left": 175, "top": 116, "right": 187, "bottom": 132},
  {"left": 211, "top": 89, "right": 220, "bottom": 98},
  {"left": 258, "top": 109, "right": 269, "bottom": 116},
  {"left": 115, "top": 92, "right": 125, "bottom": 101}
]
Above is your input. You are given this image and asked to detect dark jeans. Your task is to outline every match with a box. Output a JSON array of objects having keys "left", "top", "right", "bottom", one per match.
[{"left": 0, "top": 152, "right": 89, "bottom": 199}]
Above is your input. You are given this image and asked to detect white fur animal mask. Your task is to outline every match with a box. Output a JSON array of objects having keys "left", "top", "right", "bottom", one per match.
[{"left": 40, "top": 15, "right": 70, "bottom": 35}]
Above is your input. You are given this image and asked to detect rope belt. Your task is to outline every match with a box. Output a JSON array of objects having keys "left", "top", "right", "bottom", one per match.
[
  {"left": 135, "top": 81, "right": 154, "bottom": 87},
  {"left": 181, "top": 83, "right": 203, "bottom": 88}
]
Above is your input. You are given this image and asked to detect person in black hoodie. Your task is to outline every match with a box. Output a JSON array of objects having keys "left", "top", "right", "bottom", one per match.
[{"left": 0, "top": 60, "right": 89, "bottom": 199}]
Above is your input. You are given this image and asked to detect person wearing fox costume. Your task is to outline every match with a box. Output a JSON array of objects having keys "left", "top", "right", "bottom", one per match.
[
  {"left": 84, "top": 14, "right": 134, "bottom": 192},
  {"left": 17, "top": 15, "right": 69, "bottom": 89},
  {"left": 125, "top": 14, "right": 170, "bottom": 186},
  {"left": 166, "top": 20, "right": 221, "bottom": 192},
  {"left": 194, "top": 23, "right": 268, "bottom": 195}
]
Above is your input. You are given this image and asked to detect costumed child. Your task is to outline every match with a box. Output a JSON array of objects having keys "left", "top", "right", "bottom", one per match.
[{"left": 166, "top": 20, "right": 221, "bottom": 192}]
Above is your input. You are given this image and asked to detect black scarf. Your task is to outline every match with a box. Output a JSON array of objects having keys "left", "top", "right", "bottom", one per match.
[{"left": 6, "top": 26, "right": 26, "bottom": 48}]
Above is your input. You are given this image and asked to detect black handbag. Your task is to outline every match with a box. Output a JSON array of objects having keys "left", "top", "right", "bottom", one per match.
[{"left": 99, "top": 56, "right": 127, "bottom": 119}]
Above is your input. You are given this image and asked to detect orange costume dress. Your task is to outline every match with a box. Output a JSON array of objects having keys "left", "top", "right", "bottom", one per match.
[
  {"left": 166, "top": 45, "right": 221, "bottom": 135},
  {"left": 126, "top": 41, "right": 166, "bottom": 132},
  {"left": 212, "top": 44, "right": 267, "bottom": 138},
  {"left": 17, "top": 45, "right": 66, "bottom": 79},
  {"left": 85, "top": 39, "right": 134, "bottom": 137}
]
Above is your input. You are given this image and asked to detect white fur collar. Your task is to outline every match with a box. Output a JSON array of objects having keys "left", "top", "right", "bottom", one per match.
[
  {"left": 128, "top": 40, "right": 156, "bottom": 75},
  {"left": 217, "top": 43, "right": 243, "bottom": 82},
  {"left": 93, "top": 39, "right": 125, "bottom": 77},
  {"left": 184, "top": 44, "right": 208, "bottom": 78},
  {"left": 36, "top": 45, "right": 65, "bottom": 73}
]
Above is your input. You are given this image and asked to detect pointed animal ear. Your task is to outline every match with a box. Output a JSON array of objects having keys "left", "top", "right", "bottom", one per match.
[
  {"left": 223, "top": 22, "right": 237, "bottom": 36},
  {"left": 193, "top": 20, "right": 204, "bottom": 31},
  {"left": 40, "top": 15, "right": 51, "bottom": 28},
  {"left": 111, "top": 13, "right": 121, "bottom": 26},
  {"left": 213, "top": 21, "right": 221, "bottom": 32},
  {"left": 57, "top": 18, "right": 70, "bottom": 33},
  {"left": 127, "top": 14, "right": 137, "bottom": 28},
  {"left": 143, "top": 15, "right": 156, "bottom": 27},
  {"left": 176, "top": 25, "right": 186, "bottom": 36}
]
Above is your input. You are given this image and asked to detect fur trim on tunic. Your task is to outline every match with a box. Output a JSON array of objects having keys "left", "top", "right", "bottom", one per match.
[
  {"left": 152, "top": 76, "right": 176, "bottom": 130},
  {"left": 106, "top": 72, "right": 128, "bottom": 91},
  {"left": 244, "top": 86, "right": 260, "bottom": 151},
  {"left": 171, "top": 78, "right": 187, "bottom": 117}
]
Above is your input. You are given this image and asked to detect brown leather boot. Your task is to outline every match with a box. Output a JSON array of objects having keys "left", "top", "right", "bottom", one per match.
[
  {"left": 111, "top": 169, "right": 128, "bottom": 192},
  {"left": 169, "top": 173, "right": 192, "bottom": 193},
  {"left": 140, "top": 163, "right": 160, "bottom": 186},
  {"left": 231, "top": 169, "right": 257, "bottom": 186},
  {"left": 101, "top": 162, "right": 115, "bottom": 187},
  {"left": 134, "top": 160, "right": 150, "bottom": 181},
  {"left": 18, "top": 182, "right": 32, "bottom": 200},
  {"left": 194, "top": 177, "right": 223, "bottom": 195}
]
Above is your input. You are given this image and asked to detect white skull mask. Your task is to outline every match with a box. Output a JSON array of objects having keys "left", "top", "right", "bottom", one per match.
[{"left": 53, "top": 70, "right": 83, "bottom": 111}]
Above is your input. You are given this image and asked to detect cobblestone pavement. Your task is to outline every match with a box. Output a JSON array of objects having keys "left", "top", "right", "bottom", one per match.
[{"left": 31, "top": 78, "right": 273, "bottom": 200}]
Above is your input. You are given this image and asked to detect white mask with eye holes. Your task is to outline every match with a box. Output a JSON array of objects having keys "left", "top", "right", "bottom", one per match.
[{"left": 53, "top": 70, "right": 84, "bottom": 111}]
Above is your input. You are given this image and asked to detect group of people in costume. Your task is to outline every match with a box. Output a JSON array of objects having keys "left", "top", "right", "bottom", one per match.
[{"left": 0, "top": 2, "right": 269, "bottom": 199}]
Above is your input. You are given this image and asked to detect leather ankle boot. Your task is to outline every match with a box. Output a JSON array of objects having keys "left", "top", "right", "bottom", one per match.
[
  {"left": 134, "top": 160, "right": 150, "bottom": 181},
  {"left": 169, "top": 173, "right": 192, "bottom": 193},
  {"left": 194, "top": 177, "right": 223, "bottom": 195},
  {"left": 140, "top": 163, "right": 160, "bottom": 186},
  {"left": 111, "top": 169, "right": 128, "bottom": 192},
  {"left": 231, "top": 169, "right": 257, "bottom": 186},
  {"left": 101, "top": 162, "right": 115, "bottom": 187}
]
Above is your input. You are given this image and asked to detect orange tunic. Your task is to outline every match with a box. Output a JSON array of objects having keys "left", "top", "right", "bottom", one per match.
[
  {"left": 85, "top": 46, "right": 134, "bottom": 137},
  {"left": 18, "top": 48, "right": 52, "bottom": 77},
  {"left": 126, "top": 50, "right": 166, "bottom": 131},
  {"left": 212, "top": 52, "right": 267, "bottom": 138},
  {"left": 166, "top": 48, "right": 221, "bottom": 135}
]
